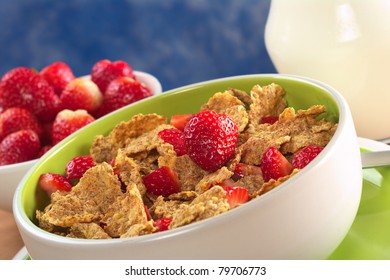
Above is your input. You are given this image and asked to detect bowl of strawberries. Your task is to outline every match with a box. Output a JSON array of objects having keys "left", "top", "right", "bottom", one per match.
[
  {"left": 0, "top": 59, "right": 162, "bottom": 212},
  {"left": 14, "top": 74, "right": 362, "bottom": 259}
]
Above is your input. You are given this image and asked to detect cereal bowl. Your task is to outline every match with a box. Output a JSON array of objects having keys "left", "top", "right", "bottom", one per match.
[
  {"left": 13, "top": 74, "right": 362, "bottom": 259},
  {"left": 0, "top": 70, "right": 161, "bottom": 213}
]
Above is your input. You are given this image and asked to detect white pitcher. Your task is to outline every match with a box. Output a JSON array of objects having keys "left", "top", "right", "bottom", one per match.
[{"left": 265, "top": 0, "right": 390, "bottom": 140}]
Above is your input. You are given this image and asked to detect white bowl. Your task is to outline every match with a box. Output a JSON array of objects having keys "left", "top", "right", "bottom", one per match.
[
  {"left": 0, "top": 70, "right": 162, "bottom": 212},
  {"left": 13, "top": 74, "right": 362, "bottom": 259}
]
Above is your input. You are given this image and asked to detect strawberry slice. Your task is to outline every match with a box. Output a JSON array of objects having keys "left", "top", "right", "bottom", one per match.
[
  {"left": 158, "top": 128, "right": 187, "bottom": 156},
  {"left": 260, "top": 147, "right": 293, "bottom": 182},
  {"left": 224, "top": 186, "right": 249, "bottom": 208},
  {"left": 260, "top": 116, "right": 279, "bottom": 124},
  {"left": 170, "top": 114, "right": 194, "bottom": 131},
  {"left": 292, "top": 145, "right": 324, "bottom": 169},
  {"left": 143, "top": 166, "right": 181, "bottom": 197},
  {"left": 65, "top": 155, "right": 96, "bottom": 180},
  {"left": 154, "top": 217, "right": 172, "bottom": 231},
  {"left": 38, "top": 173, "right": 73, "bottom": 196}
]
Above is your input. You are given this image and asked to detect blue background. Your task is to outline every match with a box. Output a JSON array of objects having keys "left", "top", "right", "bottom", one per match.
[{"left": 0, "top": 0, "right": 276, "bottom": 91}]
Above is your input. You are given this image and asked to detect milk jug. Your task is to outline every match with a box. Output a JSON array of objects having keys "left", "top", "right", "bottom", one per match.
[{"left": 265, "top": 0, "right": 390, "bottom": 140}]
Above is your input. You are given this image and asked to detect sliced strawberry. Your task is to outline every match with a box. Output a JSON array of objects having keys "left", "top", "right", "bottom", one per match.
[
  {"left": 65, "top": 155, "right": 96, "bottom": 181},
  {"left": 143, "top": 166, "right": 181, "bottom": 197},
  {"left": 158, "top": 128, "right": 186, "bottom": 156},
  {"left": 234, "top": 163, "right": 262, "bottom": 178},
  {"left": 292, "top": 145, "right": 324, "bottom": 169},
  {"left": 224, "top": 186, "right": 249, "bottom": 208},
  {"left": 0, "top": 129, "right": 40, "bottom": 165},
  {"left": 154, "top": 217, "right": 172, "bottom": 231},
  {"left": 40, "top": 61, "right": 75, "bottom": 96},
  {"left": 184, "top": 110, "right": 238, "bottom": 172},
  {"left": 170, "top": 114, "right": 194, "bottom": 131},
  {"left": 0, "top": 107, "right": 43, "bottom": 141},
  {"left": 260, "top": 147, "right": 293, "bottom": 182},
  {"left": 52, "top": 109, "right": 95, "bottom": 145},
  {"left": 90, "top": 59, "right": 135, "bottom": 93},
  {"left": 38, "top": 173, "right": 73, "bottom": 196},
  {"left": 260, "top": 116, "right": 279, "bottom": 124},
  {"left": 60, "top": 77, "right": 103, "bottom": 114}
]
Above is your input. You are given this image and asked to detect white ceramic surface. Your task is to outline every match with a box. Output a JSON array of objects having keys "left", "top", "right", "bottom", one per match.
[
  {"left": 13, "top": 74, "right": 363, "bottom": 259},
  {"left": 0, "top": 70, "right": 162, "bottom": 212}
]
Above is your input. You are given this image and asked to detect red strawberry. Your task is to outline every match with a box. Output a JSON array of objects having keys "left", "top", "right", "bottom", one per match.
[
  {"left": 52, "top": 109, "right": 95, "bottom": 145},
  {"left": 60, "top": 77, "right": 103, "bottom": 114},
  {"left": 143, "top": 166, "right": 181, "bottom": 197},
  {"left": 234, "top": 163, "right": 262, "bottom": 178},
  {"left": 184, "top": 110, "right": 238, "bottom": 172},
  {"left": 38, "top": 145, "right": 52, "bottom": 157},
  {"left": 65, "top": 155, "right": 96, "bottom": 181},
  {"left": 38, "top": 173, "right": 72, "bottom": 196},
  {"left": 223, "top": 186, "right": 249, "bottom": 208},
  {"left": 292, "top": 145, "right": 324, "bottom": 169},
  {"left": 260, "top": 147, "right": 293, "bottom": 182},
  {"left": 0, "top": 107, "right": 43, "bottom": 141},
  {"left": 40, "top": 61, "right": 75, "bottom": 96},
  {"left": 0, "top": 129, "right": 40, "bottom": 165},
  {"left": 91, "top": 59, "right": 135, "bottom": 93},
  {"left": 0, "top": 67, "right": 61, "bottom": 122},
  {"left": 154, "top": 217, "right": 172, "bottom": 231},
  {"left": 260, "top": 116, "right": 279, "bottom": 124},
  {"left": 97, "top": 77, "right": 152, "bottom": 117},
  {"left": 170, "top": 114, "right": 194, "bottom": 131},
  {"left": 158, "top": 128, "right": 186, "bottom": 156}
]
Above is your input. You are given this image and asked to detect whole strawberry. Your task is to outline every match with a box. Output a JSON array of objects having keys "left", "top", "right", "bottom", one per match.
[
  {"left": 52, "top": 109, "right": 95, "bottom": 145},
  {"left": 0, "top": 129, "right": 40, "bottom": 165},
  {"left": 0, "top": 107, "right": 43, "bottom": 141},
  {"left": 184, "top": 110, "right": 238, "bottom": 172},
  {"left": 96, "top": 77, "right": 152, "bottom": 117},
  {"left": 91, "top": 59, "right": 135, "bottom": 93},
  {"left": 0, "top": 67, "right": 61, "bottom": 122},
  {"left": 40, "top": 61, "right": 75, "bottom": 96},
  {"left": 60, "top": 77, "right": 103, "bottom": 114}
]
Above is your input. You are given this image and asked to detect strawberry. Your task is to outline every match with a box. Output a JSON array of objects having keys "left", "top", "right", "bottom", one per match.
[
  {"left": 90, "top": 59, "right": 135, "bottom": 93},
  {"left": 0, "top": 129, "right": 40, "bottom": 165},
  {"left": 0, "top": 107, "right": 43, "bottom": 141},
  {"left": 0, "top": 67, "right": 61, "bottom": 122},
  {"left": 38, "top": 173, "right": 72, "bottom": 196},
  {"left": 52, "top": 109, "right": 95, "bottom": 145},
  {"left": 223, "top": 186, "right": 249, "bottom": 208},
  {"left": 60, "top": 77, "right": 103, "bottom": 114},
  {"left": 260, "top": 116, "right": 279, "bottom": 124},
  {"left": 234, "top": 163, "right": 262, "bottom": 178},
  {"left": 170, "top": 114, "right": 194, "bottom": 131},
  {"left": 154, "top": 217, "right": 172, "bottom": 231},
  {"left": 143, "top": 166, "right": 181, "bottom": 197},
  {"left": 65, "top": 155, "right": 96, "bottom": 181},
  {"left": 260, "top": 147, "right": 293, "bottom": 182},
  {"left": 292, "top": 145, "right": 324, "bottom": 169},
  {"left": 38, "top": 145, "right": 52, "bottom": 157},
  {"left": 158, "top": 128, "right": 186, "bottom": 156},
  {"left": 97, "top": 77, "right": 152, "bottom": 116},
  {"left": 40, "top": 61, "right": 75, "bottom": 96},
  {"left": 184, "top": 110, "right": 238, "bottom": 172}
]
